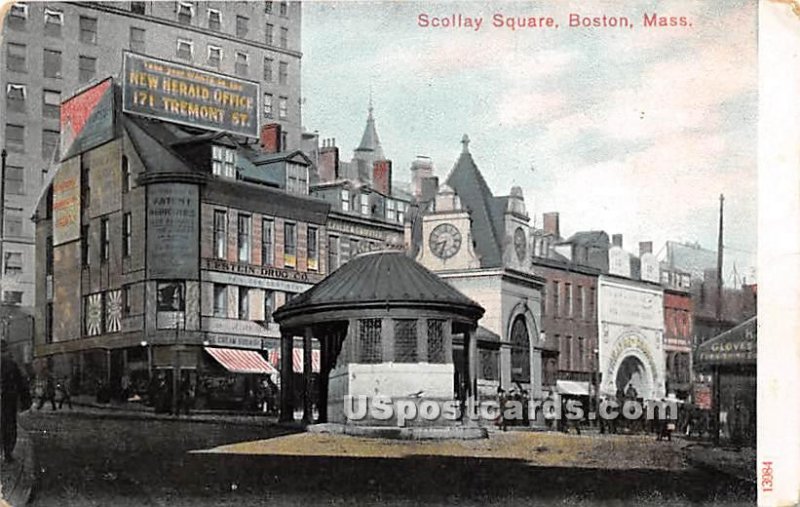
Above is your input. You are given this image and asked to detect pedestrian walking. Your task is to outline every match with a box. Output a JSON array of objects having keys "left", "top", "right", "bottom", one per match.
[
  {"left": 496, "top": 388, "right": 508, "bottom": 431},
  {"left": 37, "top": 372, "right": 57, "bottom": 410},
  {"left": 1, "top": 340, "right": 30, "bottom": 463},
  {"left": 56, "top": 377, "right": 73, "bottom": 410}
]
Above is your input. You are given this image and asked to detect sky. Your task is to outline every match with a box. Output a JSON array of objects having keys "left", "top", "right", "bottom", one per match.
[{"left": 301, "top": 1, "right": 757, "bottom": 285}]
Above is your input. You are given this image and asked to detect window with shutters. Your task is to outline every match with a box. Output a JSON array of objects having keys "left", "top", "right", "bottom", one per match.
[
  {"left": 359, "top": 319, "right": 382, "bottom": 364},
  {"left": 394, "top": 319, "right": 417, "bottom": 363},
  {"left": 427, "top": 320, "right": 445, "bottom": 363}
]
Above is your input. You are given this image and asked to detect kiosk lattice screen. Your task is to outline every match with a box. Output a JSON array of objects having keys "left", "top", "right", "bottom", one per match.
[{"left": 358, "top": 319, "right": 382, "bottom": 363}]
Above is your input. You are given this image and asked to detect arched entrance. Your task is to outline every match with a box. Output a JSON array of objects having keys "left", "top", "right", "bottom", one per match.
[
  {"left": 615, "top": 355, "right": 651, "bottom": 399},
  {"left": 510, "top": 316, "right": 530, "bottom": 383}
]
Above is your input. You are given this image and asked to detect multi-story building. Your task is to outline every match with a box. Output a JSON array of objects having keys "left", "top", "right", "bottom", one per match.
[
  {"left": 33, "top": 75, "right": 321, "bottom": 401},
  {"left": 2, "top": 0, "right": 302, "bottom": 308},
  {"left": 410, "top": 136, "right": 545, "bottom": 407}
]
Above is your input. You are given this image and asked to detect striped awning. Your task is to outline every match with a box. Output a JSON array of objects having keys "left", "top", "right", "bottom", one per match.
[
  {"left": 205, "top": 347, "right": 278, "bottom": 375},
  {"left": 268, "top": 348, "right": 320, "bottom": 373}
]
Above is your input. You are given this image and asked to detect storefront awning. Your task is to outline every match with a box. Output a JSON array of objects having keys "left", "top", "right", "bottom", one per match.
[
  {"left": 205, "top": 347, "right": 278, "bottom": 375},
  {"left": 556, "top": 380, "right": 590, "bottom": 396},
  {"left": 267, "top": 348, "right": 320, "bottom": 373}
]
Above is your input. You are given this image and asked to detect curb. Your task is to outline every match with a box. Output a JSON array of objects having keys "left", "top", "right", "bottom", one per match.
[{"left": 0, "top": 426, "right": 35, "bottom": 507}]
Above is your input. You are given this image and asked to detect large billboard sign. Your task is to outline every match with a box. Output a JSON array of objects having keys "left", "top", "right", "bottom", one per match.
[
  {"left": 122, "top": 52, "right": 259, "bottom": 138},
  {"left": 60, "top": 77, "right": 115, "bottom": 160},
  {"left": 52, "top": 157, "right": 81, "bottom": 246}
]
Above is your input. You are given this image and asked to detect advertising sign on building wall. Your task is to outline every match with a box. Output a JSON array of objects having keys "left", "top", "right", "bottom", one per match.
[
  {"left": 60, "top": 77, "right": 116, "bottom": 160},
  {"left": 52, "top": 158, "right": 81, "bottom": 246},
  {"left": 122, "top": 52, "right": 259, "bottom": 138},
  {"left": 147, "top": 183, "right": 199, "bottom": 279}
]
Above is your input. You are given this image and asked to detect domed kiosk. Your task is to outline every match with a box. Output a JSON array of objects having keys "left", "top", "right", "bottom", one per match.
[{"left": 273, "top": 250, "right": 485, "bottom": 431}]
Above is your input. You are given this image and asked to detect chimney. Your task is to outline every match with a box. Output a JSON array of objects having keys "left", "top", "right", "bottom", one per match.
[
  {"left": 318, "top": 140, "right": 339, "bottom": 183},
  {"left": 420, "top": 176, "right": 439, "bottom": 205},
  {"left": 612, "top": 234, "right": 623, "bottom": 248},
  {"left": 639, "top": 241, "right": 653, "bottom": 256},
  {"left": 260, "top": 123, "right": 282, "bottom": 153},
  {"left": 372, "top": 160, "right": 392, "bottom": 195},
  {"left": 543, "top": 212, "right": 560, "bottom": 238},
  {"left": 410, "top": 156, "right": 434, "bottom": 198}
]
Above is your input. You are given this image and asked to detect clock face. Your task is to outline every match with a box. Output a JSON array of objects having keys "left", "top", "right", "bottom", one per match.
[
  {"left": 429, "top": 223, "right": 462, "bottom": 259},
  {"left": 514, "top": 227, "right": 526, "bottom": 262}
]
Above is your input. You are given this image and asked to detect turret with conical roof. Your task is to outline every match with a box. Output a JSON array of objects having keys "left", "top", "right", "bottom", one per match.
[{"left": 353, "top": 98, "right": 386, "bottom": 181}]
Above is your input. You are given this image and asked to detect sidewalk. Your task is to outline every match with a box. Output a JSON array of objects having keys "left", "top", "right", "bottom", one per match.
[
  {"left": 0, "top": 426, "right": 34, "bottom": 507},
  {"left": 683, "top": 442, "right": 756, "bottom": 483},
  {"left": 28, "top": 395, "right": 293, "bottom": 428}
]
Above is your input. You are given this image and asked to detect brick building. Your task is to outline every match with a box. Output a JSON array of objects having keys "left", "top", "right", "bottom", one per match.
[
  {"left": 663, "top": 288, "right": 693, "bottom": 399},
  {"left": 33, "top": 87, "right": 326, "bottom": 401},
  {"left": 2, "top": 0, "right": 302, "bottom": 309}
]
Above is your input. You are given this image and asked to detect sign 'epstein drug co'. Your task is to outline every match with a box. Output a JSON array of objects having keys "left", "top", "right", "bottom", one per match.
[{"left": 122, "top": 52, "right": 259, "bottom": 138}]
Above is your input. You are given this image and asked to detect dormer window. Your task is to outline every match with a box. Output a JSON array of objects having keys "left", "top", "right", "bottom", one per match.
[
  {"left": 340, "top": 189, "right": 350, "bottom": 212},
  {"left": 397, "top": 201, "right": 406, "bottom": 223},
  {"left": 386, "top": 199, "right": 396, "bottom": 222},
  {"left": 286, "top": 163, "right": 307, "bottom": 195},
  {"left": 212, "top": 145, "right": 236, "bottom": 179},
  {"left": 360, "top": 193, "right": 370, "bottom": 216}
]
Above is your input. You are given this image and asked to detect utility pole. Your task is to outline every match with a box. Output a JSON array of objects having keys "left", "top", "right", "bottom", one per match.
[
  {"left": 1, "top": 148, "right": 7, "bottom": 297},
  {"left": 715, "top": 194, "right": 724, "bottom": 327}
]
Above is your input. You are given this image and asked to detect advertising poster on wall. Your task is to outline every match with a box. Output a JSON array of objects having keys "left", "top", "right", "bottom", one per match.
[
  {"left": 122, "top": 52, "right": 259, "bottom": 138},
  {"left": 146, "top": 183, "right": 199, "bottom": 279},
  {"left": 51, "top": 157, "right": 81, "bottom": 246},
  {"left": 60, "top": 77, "right": 116, "bottom": 160}
]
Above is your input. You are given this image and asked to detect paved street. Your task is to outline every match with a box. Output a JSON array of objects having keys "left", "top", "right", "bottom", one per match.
[{"left": 19, "top": 410, "right": 754, "bottom": 506}]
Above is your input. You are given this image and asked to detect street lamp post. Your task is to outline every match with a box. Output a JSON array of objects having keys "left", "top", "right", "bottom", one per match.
[
  {"left": 1, "top": 148, "right": 7, "bottom": 294},
  {"left": 172, "top": 316, "right": 183, "bottom": 416}
]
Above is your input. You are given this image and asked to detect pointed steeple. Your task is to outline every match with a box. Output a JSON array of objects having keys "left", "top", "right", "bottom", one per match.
[{"left": 355, "top": 98, "right": 385, "bottom": 161}]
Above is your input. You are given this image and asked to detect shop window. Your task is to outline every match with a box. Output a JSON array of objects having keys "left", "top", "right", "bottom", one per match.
[
  {"left": 238, "top": 287, "right": 249, "bottom": 319},
  {"left": 43, "top": 89, "right": 60, "bottom": 118},
  {"left": 427, "top": 320, "right": 445, "bottom": 363},
  {"left": 284, "top": 222, "right": 296, "bottom": 268},
  {"left": 213, "top": 210, "right": 227, "bottom": 259},
  {"left": 207, "top": 8, "right": 221, "bottom": 30},
  {"left": 394, "top": 319, "right": 417, "bottom": 363},
  {"left": 261, "top": 218, "right": 274, "bottom": 266},
  {"left": 213, "top": 284, "right": 227, "bottom": 317},
  {"left": 6, "top": 43, "right": 26, "bottom": 73},
  {"left": 358, "top": 319, "right": 382, "bottom": 364},
  {"left": 156, "top": 281, "right": 185, "bottom": 311}
]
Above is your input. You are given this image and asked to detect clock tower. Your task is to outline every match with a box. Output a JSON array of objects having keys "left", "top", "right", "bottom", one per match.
[
  {"left": 416, "top": 184, "right": 479, "bottom": 272},
  {"left": 502, "top": 186, "right": 532, "bottom": 273}
]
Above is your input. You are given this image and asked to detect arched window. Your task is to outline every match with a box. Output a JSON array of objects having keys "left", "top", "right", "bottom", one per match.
[{"left": 510, "top": 315, "right": 530, "bottom": 383}]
